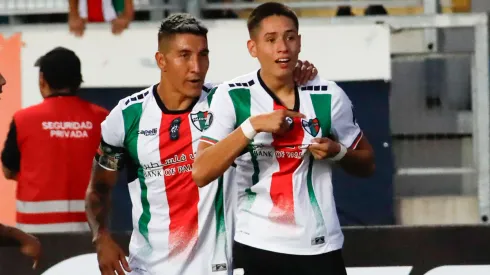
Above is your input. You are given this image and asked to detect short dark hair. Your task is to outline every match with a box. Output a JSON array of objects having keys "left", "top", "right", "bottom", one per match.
[
  {"left": 158, "top": 13, "right": 208, "bottom": 48},
  {"left": 247, "top": 2, "right": 299, "bottom": 36},
  {"left": 35, "top": 47, "right": 83, "bottom": 93}
]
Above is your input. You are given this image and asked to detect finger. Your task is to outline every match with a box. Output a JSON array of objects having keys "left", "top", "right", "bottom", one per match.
[
  {"left": 312, "top": 137, "right": 332, "bottom": 144},
  {"left": 300, "top": 62, "right": 313, "bottom": 84},
  {"left": 283, "top": 110, "right": 306, "bottom": 118},
  {"left": 293, "top": 61, "right": 302, "bottom": 83},
  {"left": 299, "top": 69, "right": 312, "bottom": 85},
  {"left": 114, "top": 262, "right": 125, "bottom": 275},
  {"left": 310, "top": 66, "right": 317, "bottom": 80},
  {"left": 308, "top": 143, "right": 327, "bottom": 151},
  {"left": 101, "top": 266, "right": 115, "bottom": 275},
  {"left": 309, "top": 149, "right": 327, "bottom": 160},
  {"left": 120, "top": 252, "right": 132, "bottom": 272}
]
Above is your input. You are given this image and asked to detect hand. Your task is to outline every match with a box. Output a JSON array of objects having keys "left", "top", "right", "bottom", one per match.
[
  {"left": 69, "top": 15, "right": 86, "bottom": 37},
  {"left": 111, "top": 16, "right": 131, "bottom": 35},
  {"left": 308, "top": 138, "right": 341, "bottom": 160},
  {"left": 95, "top": 233, "right": 131, "bottom": 275},
  {"left": 294, "top": 60, "right": 317, "bottom": 85},
  {"left": 19, "top": 234, "right": 41, "bottom": 270},
  {"left": 250, "top": 109, "right": 305, "bottom": 135}
]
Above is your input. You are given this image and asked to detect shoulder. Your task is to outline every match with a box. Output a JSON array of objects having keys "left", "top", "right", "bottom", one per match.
[
  {"left": 214, "top": 71, "right": 259, "bottom": 95},
  {"left": 299, "top": 77, "right": 348, "bottom": 101},
  {"left": 12, "top": 102, "right": 46, "bottom": 123},
  {"left": 118, "top": 86, "right": 154, "bottom": 111}
]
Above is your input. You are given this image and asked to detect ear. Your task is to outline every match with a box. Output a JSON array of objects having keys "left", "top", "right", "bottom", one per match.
[
  {"left": 39, "top": 72, "right": 45, "bottom": 88},
  {"left": 155, "top": 51, "right": 166, "bottom": 72},
  {"left": 247, "top": 39, "right": 257, "bottom": 58}
]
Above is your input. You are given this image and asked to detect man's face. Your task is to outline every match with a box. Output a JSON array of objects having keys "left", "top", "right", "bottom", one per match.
[
  {"left": 156, "top": 33, "right": 209, "bottom": 98},
  {"left": 248, "top": 15, "right": 301, "bottom": 79},
  {"left": 0, "top": 74, "right": 5, "bottom": 94}
]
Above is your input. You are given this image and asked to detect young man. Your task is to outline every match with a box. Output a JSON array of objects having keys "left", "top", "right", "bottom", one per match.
[
  {"left": 1, "top": 48, "right": 108, "bottom": 233},
  {"left": 87, "top": 13, "right": 317, "bottom": 275},
  {"left": 192, "top": 2, "right": 375, "bottom": 275}
]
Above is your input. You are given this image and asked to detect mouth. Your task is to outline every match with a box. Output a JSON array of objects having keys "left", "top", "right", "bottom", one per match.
[
  {"left": 188, "top": 79, "right": 202, "bottom": 84},
  {"left": 275, "top": 58, "right": 291, "bottom": 64}
]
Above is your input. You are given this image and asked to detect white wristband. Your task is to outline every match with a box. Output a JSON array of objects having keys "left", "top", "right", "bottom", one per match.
[
  {"left": 329, "top": 143, "right": 347, "bottom": 161},
  {"left": 241, "top": 118, "right": 257, "bottom": 140}
]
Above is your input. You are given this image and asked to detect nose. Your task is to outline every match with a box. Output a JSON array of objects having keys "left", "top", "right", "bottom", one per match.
[
  {"left": 276, "top": 37, "right": 288, "bottom": 53},
  {"left": 189, "top": 55, "right": 201, "bottom": 74}
]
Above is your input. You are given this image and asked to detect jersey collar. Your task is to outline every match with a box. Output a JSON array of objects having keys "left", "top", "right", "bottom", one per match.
[
  {"left": 152, "top": 83, "right": 200, "bottom": 115},
  {"left": 256, "top": 70, "right": 300, "bottom": 112}
]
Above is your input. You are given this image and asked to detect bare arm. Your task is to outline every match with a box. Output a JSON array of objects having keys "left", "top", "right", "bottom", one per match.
[
  {"left": 123, "top": 0, "right": 135, "bottom": 20},
  {"left": 68, "top": 0, "right": 79, "bottom": 17},
  {"left": 309, "top": 135, "right": 375, "bottom": 178},
  {"left": 86, "top": 160, "right": 118, "bottom": 243},
  {"left": 338, "top": 136, "right": 375, "bottom": 177},
  {"left": 193, "top": 110, "right": 304, "bottom": 187},
  {"left": 193, "top": 128, "right": 250, "bottom": 187}
]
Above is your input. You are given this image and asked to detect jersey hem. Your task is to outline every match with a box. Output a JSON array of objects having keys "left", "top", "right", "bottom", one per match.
[{"left": 234, "top": 233, "right": 343, "bottom": 256}]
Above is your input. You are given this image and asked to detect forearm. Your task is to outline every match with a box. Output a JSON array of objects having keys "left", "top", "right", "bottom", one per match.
[
  {"left": 123, "top": 0, "right": 134, "bottom": 19},
  {"left": 338, "top": 148, "right": 375, "bottom": 177},
  {"left": 85, "top": 163, "right": 114, "bottom": 242},
  {"left": 193, "top": 128, "right": 250, "bottom": 187},
  {"left": 68, "top": 0, "right": 79, "bottom": 16}
]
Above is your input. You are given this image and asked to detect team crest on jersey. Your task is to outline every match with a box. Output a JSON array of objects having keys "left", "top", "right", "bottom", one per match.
[
  {"left": 302, "top": 118, "right": 320, "bottom": 137},
  {"left": 191, "top": 111, "right": 214, "bottom": 132}
]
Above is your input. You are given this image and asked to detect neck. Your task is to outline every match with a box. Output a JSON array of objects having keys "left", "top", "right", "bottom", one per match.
[
  {"left": 259, "top": 69, "right": 295, "bottom": 96},
  {"left": 158, "top": 77, "right": 195, "bottom": 111}
]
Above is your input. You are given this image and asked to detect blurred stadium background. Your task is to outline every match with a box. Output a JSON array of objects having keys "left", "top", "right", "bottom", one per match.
[{"left": 1, "top": 0, "right": 490, "bottom": 274}]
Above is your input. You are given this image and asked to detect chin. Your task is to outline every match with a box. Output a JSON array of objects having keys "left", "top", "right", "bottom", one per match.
[{"left": 184, "top": 88, "right": 203, "bottom": 98}]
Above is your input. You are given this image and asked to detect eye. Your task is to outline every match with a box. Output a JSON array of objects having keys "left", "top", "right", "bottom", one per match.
[{"left": 180, "top": 52, "right": 190, "bottom": 58}]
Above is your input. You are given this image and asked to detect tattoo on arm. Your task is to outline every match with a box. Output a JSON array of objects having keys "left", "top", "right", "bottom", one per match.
[{"left": 86, "top": 161, "right": 118, "bottom": 241}]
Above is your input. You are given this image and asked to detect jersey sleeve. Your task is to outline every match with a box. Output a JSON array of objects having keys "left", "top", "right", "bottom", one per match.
[
  {"left": 95, "top": 102, "right": 127, "bottom": 171},
  {"left": 330, "top": 83, "right": 363, "bottom": 149},
  {"left": 200, "top": 84, "right": 237, "bottom": 145},
  {"left": 1, "top": 119, "right": 20, "bottom": 172}
]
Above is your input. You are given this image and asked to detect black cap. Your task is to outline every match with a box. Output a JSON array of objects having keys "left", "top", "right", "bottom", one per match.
[{"left": 35, "top": 47, "right": 83, "bottom": 90}]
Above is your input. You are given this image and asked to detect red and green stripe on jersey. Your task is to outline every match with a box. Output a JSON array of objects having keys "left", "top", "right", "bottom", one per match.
[
  {"left": 202, "top": 88, "right": 336, "bottom": 228},
  {"left": 79, "top": 0, "right": 124, "bottom": 22},
  {"left": 159, "top": 113, "right": 199, "bottom": 257},
  {"left": 121, "top": 87, "right": 227, "bottom": 263},
  {"left": 269, "top": 100, "right": 305, "bottom": 225}
]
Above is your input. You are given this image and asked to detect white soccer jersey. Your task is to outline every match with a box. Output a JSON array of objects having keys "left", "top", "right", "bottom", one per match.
[
  {"left": 201, "top": 70, "right": 362, "bottom": 256},
  {"left": 99, "top": 84, "right": 235, "bottom": 275}
]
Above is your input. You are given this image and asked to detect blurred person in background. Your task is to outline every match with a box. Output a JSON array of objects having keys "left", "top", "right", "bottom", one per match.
[
  {"left": 68, "top": 0, "right": 135, "bottom": 36},
  {"left": 0, "top": 73, "right": 41, "bottom": 269},
  {"left": 0, "top": 73, "right": 5, "bottom": 96},
  {"left": 1, "top": 47, "right": 109, "bottom": 234}
]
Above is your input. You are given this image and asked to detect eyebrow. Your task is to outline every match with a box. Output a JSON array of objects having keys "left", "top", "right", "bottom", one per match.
[{"left": 264, "top": 29, "right": 296, "bottom": 36}]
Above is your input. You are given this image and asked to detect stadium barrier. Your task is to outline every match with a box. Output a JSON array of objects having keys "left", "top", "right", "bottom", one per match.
[{"left": 0, "top": 225, "right": 489, "bottom": 275}]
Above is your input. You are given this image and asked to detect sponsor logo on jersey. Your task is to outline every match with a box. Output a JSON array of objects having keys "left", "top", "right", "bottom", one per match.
[
  {"left": 302, "top": 118, "right": 320, "bottom": 137},
  {"left": 191, "top": 111, "right": 214, "bottom": 132},
  {"left": 170, "top": 117, "right": 181, "bottom": 140},
  {"left": 311, "top": 236, "right": 325, "bottom": 245},
  {"left": 212, "top": 263, "right": 228, "bottom": 272},
  {"left": 138, "top": 128, "right": 158, "bottom": 136}
]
